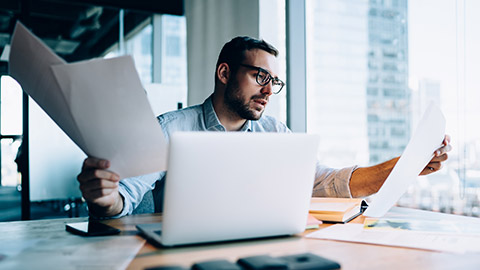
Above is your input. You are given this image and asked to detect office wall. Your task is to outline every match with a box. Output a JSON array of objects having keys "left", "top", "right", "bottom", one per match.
[{"left": 185, "top": 0, "right": 260, "bottom": 106}]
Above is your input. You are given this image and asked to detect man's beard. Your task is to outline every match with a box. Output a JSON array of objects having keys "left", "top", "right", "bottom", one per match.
[{"left": 224, "top": 79, "right": 266, "bottom": 121}]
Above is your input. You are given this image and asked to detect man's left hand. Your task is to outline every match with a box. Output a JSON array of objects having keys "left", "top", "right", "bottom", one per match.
[{"left": 420, "top": 134, "right": 452, "bottom": 175}]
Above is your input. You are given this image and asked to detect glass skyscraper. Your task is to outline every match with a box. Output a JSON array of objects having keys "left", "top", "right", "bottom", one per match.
[
  {"left": 366, "top": 0, "right": 410, "bottom": 163},
  {"left": 306, "top": 0, "right": 410, "bottom": 166}
]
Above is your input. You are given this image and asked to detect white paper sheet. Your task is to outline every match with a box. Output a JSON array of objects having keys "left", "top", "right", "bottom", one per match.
[
  {"left": 9, "top": 22, "right": 167, "bottom": 178},
  {"left": 9, "top": 22, "right": 87, "bottom": 151},
  {"left": 363, "top": 103, "right": 446, "bottom": 217},
  {"left": 306, "top": 223, "right": 480, "bottom": 254},
  {"left": 50, "top": 56, "right": 167, "bottom": 178}
]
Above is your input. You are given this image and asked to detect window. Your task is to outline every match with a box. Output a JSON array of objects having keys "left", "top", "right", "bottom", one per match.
[
  {"left": 105, "top": 14, "right": 188, "bottom": 115},
  {"left": 105, "top": 22, "right": 153, "bottom": 85},
  {"left": 305, "top": 0, "right": 480, "bottom": 216},
  {"left": 260, "top": 0, "right": 287, "bottom": 123},
  {"left": 306, "top": 0, "right": 371, "bottom": 167},
  {"left": 160, "top": 15, "right": 188, "bottom": 89},
  {"left": 0, "top": 76, "right": 22, "bottom": 187},
  {"left": 400, "top": 0, "right": 480, "bottom": 216}
]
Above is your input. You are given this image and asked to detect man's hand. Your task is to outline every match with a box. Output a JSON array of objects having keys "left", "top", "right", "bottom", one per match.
[
  {"left": 77, "top": 157, "right": 124, "bottom": 217},
  {"left": 420, "top": 135, "right": 452, "bottom": 175}
]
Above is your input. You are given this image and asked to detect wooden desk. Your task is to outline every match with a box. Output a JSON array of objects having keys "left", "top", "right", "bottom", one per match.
[{"left": 0, "top": 208, "right": 479, "bottom": 270}]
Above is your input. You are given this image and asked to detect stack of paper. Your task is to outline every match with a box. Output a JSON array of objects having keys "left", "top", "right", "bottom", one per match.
[{"left": 9, "top": 22, "right": 167, "bottom": 179}]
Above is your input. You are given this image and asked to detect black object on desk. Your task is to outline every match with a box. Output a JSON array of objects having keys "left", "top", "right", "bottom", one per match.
[
  {"left": 237, "top": 255, "right": 289, "bottom": 269},
  {"left": 144, "top": 252, "right": 340, "bottom": 270},
  {"left": 65, "top": 221, "right": 121, "bottom": 236},
  {"left": 145, "top": 267, "right": 187, "bottom": 270},
  {"left": 192, "top": 259, "right": 243, "bottom": 270},
  {"left": 278, "top": 253, "right": 341, "bottom": 269},
  {"left": 237, "top": 252, "right": 340, "bottom": 270}
]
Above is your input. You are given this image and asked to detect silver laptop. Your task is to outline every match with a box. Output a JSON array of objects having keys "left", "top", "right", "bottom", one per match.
[{"left": 137, "top": 132, "right": 319, "bottom": 246}]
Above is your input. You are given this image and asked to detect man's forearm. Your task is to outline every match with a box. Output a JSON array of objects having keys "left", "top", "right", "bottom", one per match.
[
  {"left": 87, "top": 193, "right": 124, "bottom": 218},
  {"left": 349, "top": 157, "right": 399, "bottom": 197}
]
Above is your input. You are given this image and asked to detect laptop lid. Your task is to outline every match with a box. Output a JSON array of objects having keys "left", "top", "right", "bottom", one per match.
[{"left": 152, "top": 132, "right": 319, "bottom": 246}]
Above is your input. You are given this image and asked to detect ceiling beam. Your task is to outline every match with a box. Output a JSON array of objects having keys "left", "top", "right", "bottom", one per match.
[{"left": 42, "top": 0, "right": 184, "bottom": 15}]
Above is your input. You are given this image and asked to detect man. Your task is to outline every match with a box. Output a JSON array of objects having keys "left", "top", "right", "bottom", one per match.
[{"left": 77, "top": 36, "right": 451, "bottom": 218}]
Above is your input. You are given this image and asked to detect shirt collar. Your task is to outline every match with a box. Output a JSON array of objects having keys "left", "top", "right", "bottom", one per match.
[{"left": 203, "top": 94, "right": 252, "bottom": 132}]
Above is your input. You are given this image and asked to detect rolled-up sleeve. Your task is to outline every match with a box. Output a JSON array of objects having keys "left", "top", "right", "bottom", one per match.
[{"left": 312, "top": 162, "right": 357, "bottom": 198}]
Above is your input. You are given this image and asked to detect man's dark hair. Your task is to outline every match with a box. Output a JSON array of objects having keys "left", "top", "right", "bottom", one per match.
[{"left": 215, "top": 36, "right": 278, "bottom": 84}]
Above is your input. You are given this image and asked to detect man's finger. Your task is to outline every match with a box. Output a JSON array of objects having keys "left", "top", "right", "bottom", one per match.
[
  {"left": 80, "top": 179, "right": 119, "bottom": 192},
  {"left": 435, "top": 144, "right": 452, "bottom": 156},
  {"left": 82, "top": 157, "right": 110, "bottom": 170},
  {"left": 77, "top": 169, "right": 119, "bottom": 184},
  {"left": 426, "top": 161, "right": 442, "bottom": 171},
  {"left": 444, "top": 134, "right": 451, "bottom": 144},
  {"left": 421, "top": 164, "right": 441, "bottom": 175},
  {"left": 83, "top": 188, "right": 117, "bottom": 203},
  {"left": 431, "top": 153, "right": 448, "bottom": 162}
]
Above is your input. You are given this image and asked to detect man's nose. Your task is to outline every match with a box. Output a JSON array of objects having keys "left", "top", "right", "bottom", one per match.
[{"left": 260, "top": 81, "right": 273, "bottom": 96}]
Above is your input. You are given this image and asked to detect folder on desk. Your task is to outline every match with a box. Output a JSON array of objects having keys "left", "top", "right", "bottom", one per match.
[{"left": 309, "top": 198, "right": 368, "bottom": 223}]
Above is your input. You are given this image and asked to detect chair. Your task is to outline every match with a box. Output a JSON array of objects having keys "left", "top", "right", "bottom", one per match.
[
  {"left": 132, "top": 190, "right": 155, "bottom": 214},
  {"left": 131, "top": 179, "right": 165, "bottom": 214}
]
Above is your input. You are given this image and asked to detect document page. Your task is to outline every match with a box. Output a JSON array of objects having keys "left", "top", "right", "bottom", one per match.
[
  {"left": 307, "top": 223, "right": 480, "bottom": 254},
  {"left": 363, "top": 103, "right": 446, "bottom": 217},
  {"left": 8, "top": 21, "right": 87, "bottom": 150},
  {"left": 364, "top": 217, "right": 480, "bottom": 235},
  {"left": 9, "top": 22, "right": 167, "bottom": 178},
  {"left": 50, "top": 56, "right": 167, "bottom": 178}
]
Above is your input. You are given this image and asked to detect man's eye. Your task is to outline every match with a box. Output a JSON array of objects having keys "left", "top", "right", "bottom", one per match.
[{"left": 258, "top": 72, "right": 268, "bottom": 83}]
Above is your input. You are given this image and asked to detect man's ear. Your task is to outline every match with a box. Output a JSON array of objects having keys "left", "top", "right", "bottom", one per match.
[{"left": 217, "top": 63, "right": 230, "bottom": 85}]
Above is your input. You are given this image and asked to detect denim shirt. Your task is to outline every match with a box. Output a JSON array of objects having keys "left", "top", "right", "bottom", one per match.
[{"left": 116, "top": 95, "right": 356, "bottom": 217}]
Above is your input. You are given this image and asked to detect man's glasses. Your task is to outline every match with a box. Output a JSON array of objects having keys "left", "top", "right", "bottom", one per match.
[{"left": 239, "top": 64, "right": 285, "bottom": 94}]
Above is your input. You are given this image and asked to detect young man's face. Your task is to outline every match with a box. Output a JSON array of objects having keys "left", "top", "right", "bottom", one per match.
[{"left": 224, "top": 49, "right": 280, "bottom": 120}]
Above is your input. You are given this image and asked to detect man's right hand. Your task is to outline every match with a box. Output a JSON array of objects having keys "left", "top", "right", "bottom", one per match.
[{"left": 77, "top": 157, "right": 124, "bottom": 217}]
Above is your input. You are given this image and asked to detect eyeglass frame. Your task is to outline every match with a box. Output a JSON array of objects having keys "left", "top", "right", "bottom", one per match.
[{"left": 238, "top": 63, "right": 285, "bottom": 94}]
